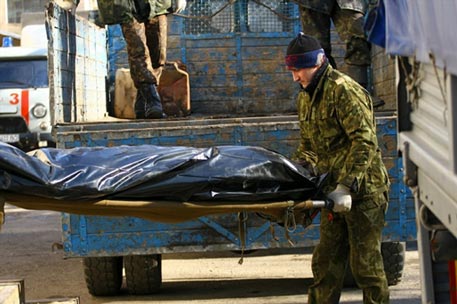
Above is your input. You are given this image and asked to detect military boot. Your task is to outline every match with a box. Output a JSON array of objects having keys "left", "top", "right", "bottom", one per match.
[
  {"left": 134, "top": 92, "right": 146, "bottom": 119},
  {"left": 138, "top": 83, "right": 165, "bottom": 119}
]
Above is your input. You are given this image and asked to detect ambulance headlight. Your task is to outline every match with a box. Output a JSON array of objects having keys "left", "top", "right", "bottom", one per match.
[{"left": 32, "top": 104, "right": 47, "bottom": 118}]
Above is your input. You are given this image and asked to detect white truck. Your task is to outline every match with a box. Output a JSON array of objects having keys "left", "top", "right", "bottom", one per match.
[
  {"left": 0, "top": 24, "right": 53, "bottom": 151},
  {"left": 381, "top": 1, "right": 457, "bottom": 302}
]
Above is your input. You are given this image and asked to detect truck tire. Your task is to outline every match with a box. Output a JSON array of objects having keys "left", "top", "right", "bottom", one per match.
[
  {"left": 124, "top": 254, "right": 162, "bottom": 295},
  {"left": 343, "top": 241, "right": 405, "bottom": 287},
  {"left": 83, "top": 256, "right": 123, "bottom": 296}
]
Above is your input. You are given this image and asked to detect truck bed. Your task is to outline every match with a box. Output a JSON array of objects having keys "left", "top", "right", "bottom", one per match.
[{"left": 53, "top": 113, "right": 416, "bottom": 257}]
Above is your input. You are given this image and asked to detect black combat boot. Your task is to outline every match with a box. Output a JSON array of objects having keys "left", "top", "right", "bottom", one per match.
[
  {"left": 137, "top": 83, "right": 165, "bottom": 119},
  {"left": 134, "top": 93, "right": 146, "bottom": 119}
]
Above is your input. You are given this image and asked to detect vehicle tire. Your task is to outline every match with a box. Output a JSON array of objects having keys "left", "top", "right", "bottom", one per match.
[
  {"left": 343, "top": 241, "right": 405, "bottom": 287},
  {"left": 124, "top": 254, "right": 162, "bottom": 295},
  {"left": 83, "top": 256, "right": 123, "bottom": 296}
]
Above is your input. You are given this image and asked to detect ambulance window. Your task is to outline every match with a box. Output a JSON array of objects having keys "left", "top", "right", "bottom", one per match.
[{"left": 0, "top": 59, "right": 48, "bottom": 89}]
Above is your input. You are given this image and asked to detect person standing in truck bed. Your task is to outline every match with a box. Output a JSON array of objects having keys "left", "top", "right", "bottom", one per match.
[{"left": 96, "top": 0, "right": 186, "bottom": 119}]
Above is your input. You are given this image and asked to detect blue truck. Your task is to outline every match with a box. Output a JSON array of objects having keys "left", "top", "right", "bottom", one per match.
[{"left": 45, "top": 1, "right": 416, "bottom": 296}]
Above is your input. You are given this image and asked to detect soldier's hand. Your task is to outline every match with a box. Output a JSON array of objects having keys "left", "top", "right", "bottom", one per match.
[
  {"left": 174, "top": 0, "right": 187, "bottom": 13},
  {"left": 328, "top": 184, "right": 352, "bottom": 213}
]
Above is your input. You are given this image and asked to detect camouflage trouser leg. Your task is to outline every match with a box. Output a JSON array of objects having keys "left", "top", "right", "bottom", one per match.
[
  {"left": 332, "top": 8, "right": 371, "bottom": 67},
  {"left": 299, "top": 7, "right": 336, "bottom": 68},
  {"left": 121, "top": 18, "right": 157, "bottom": 88},
  {"left": 299, "top": 6, "right": 371, "bottom": 76},
  {"left": 145, "top": 14, "right": 168, "bottom": 85},
  {"left": 332, "top": 7, "right": 371, "bottom": 88},
  {"left": 307, "top": 193, "right": 389, "bottom": 304}
]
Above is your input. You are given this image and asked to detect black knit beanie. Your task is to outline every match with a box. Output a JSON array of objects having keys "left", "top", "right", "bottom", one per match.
[
  {"left": 287, "top": 32, "right": 321, "bottom": 55},
  {"left": 285, "top": 32, "right": 325, "bottom": 69}
]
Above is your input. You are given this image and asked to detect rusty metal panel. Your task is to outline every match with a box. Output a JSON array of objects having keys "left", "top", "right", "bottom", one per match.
[
  {"left": 58, "top": 115, "right": 416, "bottom": 256},
  {"left": 46, "top": 3, "right": 107, "bottom": 124},
  {"left": 61, "top": 211, "right": 322, "bottom": 257}
]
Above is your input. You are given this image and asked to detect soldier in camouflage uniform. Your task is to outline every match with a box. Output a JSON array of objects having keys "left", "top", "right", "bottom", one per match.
[
  {"left": 292, "top": 0, "right": 371, "bottom": 90},
  {"left": 285, "top": 33, "right": 390, "bottom": 303},
  {"left": 96, "top": 0, "right": 186, "bottom": 119}
]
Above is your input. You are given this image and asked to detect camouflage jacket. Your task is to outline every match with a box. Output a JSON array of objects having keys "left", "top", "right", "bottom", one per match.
[
  {"left": 97, "top": 0, "right": 172, "bottom": 25},
  {"left": 292, "top": 0, "right": 367, "bottom": 14},
  {"left": 293, "top": 65, "right": 389, "bottom": 199}
]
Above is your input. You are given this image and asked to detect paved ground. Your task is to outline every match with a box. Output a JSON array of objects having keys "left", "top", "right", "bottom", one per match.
[{"left": 0, "top": 204, "right": 421, "bottom": 303}]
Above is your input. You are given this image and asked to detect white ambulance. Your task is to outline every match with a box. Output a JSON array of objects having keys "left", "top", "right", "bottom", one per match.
[{"left": 0, "top": 26, "right": 53, "bottom": 151}]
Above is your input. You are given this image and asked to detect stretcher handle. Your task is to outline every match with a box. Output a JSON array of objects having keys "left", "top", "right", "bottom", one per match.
[{"left": 297, "top": 199, "right": 334, "bottom": 210}]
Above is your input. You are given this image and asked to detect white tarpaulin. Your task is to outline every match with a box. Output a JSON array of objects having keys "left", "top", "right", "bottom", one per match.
[{"left": 384, "top": 0, "right": 457, "bottom": 75}]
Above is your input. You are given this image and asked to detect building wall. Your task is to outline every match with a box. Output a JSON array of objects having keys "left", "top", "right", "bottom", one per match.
[
  {"left": 0, "top": 0, "right": 97, "bottom": 34},
  {"left": 7, "top": 0, "right": 48, "bottom": 23}
]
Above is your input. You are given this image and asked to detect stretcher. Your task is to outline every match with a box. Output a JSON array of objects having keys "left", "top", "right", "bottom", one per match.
[{"left": 0, "top": 141, "right": 327, "bottom": 235}]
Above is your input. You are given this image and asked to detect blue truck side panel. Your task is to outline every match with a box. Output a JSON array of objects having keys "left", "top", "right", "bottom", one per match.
[
  {"left": 56, "top": 115, "right": 416, "bottom": 257},
  {"left": 47, "top": 2, "right": 416, "bottom": 258}
]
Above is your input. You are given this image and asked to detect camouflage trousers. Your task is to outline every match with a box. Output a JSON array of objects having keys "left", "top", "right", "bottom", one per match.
[
  {"left": 121, "top": 14, "right": 168, "bottom": 87},
  {"left": 307, "top": 192, "right": 389, "bottom": 304},
  {"left": 299, "top": 6, "right": 371, "bottom": 68}
]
